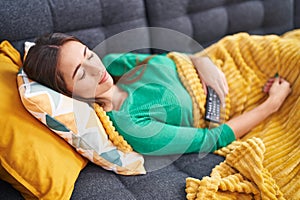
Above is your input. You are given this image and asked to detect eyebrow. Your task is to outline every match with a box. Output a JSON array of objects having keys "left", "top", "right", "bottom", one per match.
[{"left": 72, "top": 46, "right": 87, "bottom": 79}]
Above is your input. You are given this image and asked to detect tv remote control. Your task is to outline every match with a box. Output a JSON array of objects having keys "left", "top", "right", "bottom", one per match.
[{"left": 204, "top": 86, "right": 221, "bottom": 123}]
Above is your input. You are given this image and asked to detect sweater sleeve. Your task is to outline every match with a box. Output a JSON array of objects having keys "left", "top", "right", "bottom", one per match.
[
  {"left": 102, "top": 53, "right": 151, "bottom": 77},
  {"left": 108, "top": 111, "right": 236, "bottom": 155}
]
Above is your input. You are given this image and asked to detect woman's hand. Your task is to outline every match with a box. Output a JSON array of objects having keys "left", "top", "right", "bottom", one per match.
[
  {"left": 225, "top": 76, "right": 291, "bottom": 139},
  {"left": 190, "top": 56, "right": 228, "bottom": 105},
  {"left": 265, "top": 77, "right": 291, "bottom": 112}
]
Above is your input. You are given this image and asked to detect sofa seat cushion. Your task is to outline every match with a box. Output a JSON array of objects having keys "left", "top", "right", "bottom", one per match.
[{"left": 71, "top": 153, "right": 224, "bottom": 199}]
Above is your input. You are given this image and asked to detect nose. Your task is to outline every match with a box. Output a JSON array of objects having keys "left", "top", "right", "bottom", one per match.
[{"left": 89, "top": 65, "right": 101, "bottom": 76}]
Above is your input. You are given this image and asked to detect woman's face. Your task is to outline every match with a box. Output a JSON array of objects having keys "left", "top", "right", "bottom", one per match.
[{"left": 57, "top": 41, "right": 114, "bottom": 102}]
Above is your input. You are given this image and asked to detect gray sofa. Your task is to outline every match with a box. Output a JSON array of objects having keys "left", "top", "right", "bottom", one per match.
[{"left": 0, "top": 0, "right": 299, "bottom": 199}]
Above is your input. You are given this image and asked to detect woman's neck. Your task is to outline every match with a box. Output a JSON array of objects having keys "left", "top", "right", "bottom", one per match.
[{"left": 111, "top": 85, "right": 128, "bottom": 111}]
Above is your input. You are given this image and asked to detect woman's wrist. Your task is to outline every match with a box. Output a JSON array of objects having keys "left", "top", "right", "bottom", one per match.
[
  {"left": 225, "top": 96, "right": 279, "bottom": 139},
  {"left": 189, "top": 56, "right": 210, "bottom": 66},
  {"left": 264, "top": 96, "right": 282, "bottom": 114}
]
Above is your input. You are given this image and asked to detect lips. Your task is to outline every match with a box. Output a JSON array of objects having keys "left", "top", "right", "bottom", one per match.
[{"left": 99, "top": 70, "right": 109, "bottom": 84}]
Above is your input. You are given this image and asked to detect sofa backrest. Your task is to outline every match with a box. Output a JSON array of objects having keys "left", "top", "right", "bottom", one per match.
[
  {"left": 0, "top": 0, "right": 299, "bottom": 55},
  {"left": 0, "top": 0, "right": 149, "bottom": 55},
  {"left": 145, "top": 0, "right": 297, "bottom": 47}
]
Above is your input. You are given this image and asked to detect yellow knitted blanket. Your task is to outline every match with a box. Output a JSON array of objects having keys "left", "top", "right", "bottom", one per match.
[{"left": 168, "top": 29, "right": 300, "bottom": 200}]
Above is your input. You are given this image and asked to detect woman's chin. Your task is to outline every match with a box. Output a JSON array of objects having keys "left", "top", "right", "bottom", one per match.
[
  {"left": 103, "top": 103, "right": 113, "bottom": 111},
  {"left": 96, "top": 99, "right": 113, "bottom": 111}
]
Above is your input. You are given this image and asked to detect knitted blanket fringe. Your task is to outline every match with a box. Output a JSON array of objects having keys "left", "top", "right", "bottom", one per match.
[{"left": 167, "top": 29, "right": 300, "bottom": 200}]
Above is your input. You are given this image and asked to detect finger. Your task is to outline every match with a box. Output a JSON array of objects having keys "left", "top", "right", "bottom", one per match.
[
  {"left": 220, "top": 95, "right": 226, "bottom": 108},
  {"left": 217, "top": 69, "right": 229, "bottom": 95},
  {"left": 198, "top": 73, "right": 207, "bottom": 95},
  {"left": 263, "top": 77, "right": 276, "bottom": 93},
  {"left": 267, "top": 78, "right": 275, "bottom": 84},
  {"left": 264, "top": 81, "right": 274, "bottom": 89},
  {"left": 217, "top": 76, "right": 228, "bottom": 99},
  {"left": 263, "top": 82, "right": 274, "bottom": 92},
  {"left": 219, "top": 92, "right": 226, "bottom": 108},
  {"left": 202, "top": 79, "right": 207, "bottom": 95},
  {"left": 263, "top": 85, "right": 268, "bottom": 93},
  {"left": 214, "top": 85, "right": 226, "bottom": 107},
  {"left": 263, "top": 84, "right": 273, "bottom": 93}
]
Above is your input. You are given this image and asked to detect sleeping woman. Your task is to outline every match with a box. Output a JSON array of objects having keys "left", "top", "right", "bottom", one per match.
[{"left": 22, "top": 32, "right": 291, "bottom": 155}]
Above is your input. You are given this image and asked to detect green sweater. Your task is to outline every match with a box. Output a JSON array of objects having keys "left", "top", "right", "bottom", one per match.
[{"left": 103, "top": 53, "right": 235, "bottom": 155}]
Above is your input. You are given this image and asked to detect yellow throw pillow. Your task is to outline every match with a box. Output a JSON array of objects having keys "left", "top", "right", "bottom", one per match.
[{"left": 0, "top": 40, "right": 88, "bottom": 199}]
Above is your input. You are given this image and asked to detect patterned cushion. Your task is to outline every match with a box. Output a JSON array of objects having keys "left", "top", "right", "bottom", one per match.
[{"left": 17, "top": 69, "right": 146, "bottom": 175}]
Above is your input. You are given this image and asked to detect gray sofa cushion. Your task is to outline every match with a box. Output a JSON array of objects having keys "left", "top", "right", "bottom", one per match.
[
  {"left": 0, "top": 0, "right": 149, "bottom": 55},
  {"left": 296, "top": 0, "right": 300, "bottom": 28},
  {"left": 71, "top": 153, "right": 224, "bottom": 199},
  {"left": 145, "top": 0, "right": 294, "bottom": 47},
  {"left": 0, "top": 153, "right": 224, "bottom": 200}
]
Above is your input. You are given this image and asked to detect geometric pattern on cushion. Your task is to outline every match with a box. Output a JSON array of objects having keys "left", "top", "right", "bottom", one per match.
[{"left": 17, "top": 69, "right": 146, "bottom": 175}]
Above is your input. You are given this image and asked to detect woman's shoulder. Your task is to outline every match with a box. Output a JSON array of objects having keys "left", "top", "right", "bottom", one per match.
[{"left": 103, "top": 53, "right": 174, "bottom": 66}]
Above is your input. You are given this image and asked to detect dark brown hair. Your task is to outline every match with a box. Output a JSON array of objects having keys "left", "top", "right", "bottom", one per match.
[
  {"left": 23, "top": 33, "right": 80, "bottom": 96},
  {"left": 24, "top": 33, "right": 156, "bottom": 98}
]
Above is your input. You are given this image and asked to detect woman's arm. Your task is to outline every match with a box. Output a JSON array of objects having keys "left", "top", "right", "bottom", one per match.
[
  {"left": 189, "top": 55, "right": 228, "bottom": 105},
  {"left": 190, "top": 55, "right": 291, "bottom": 139},
  {"left": 109, "top": 111, "right": 235, "bottom": 156},
  {"left": 226, "top": 77, "right": 291, "bottom": 139}
]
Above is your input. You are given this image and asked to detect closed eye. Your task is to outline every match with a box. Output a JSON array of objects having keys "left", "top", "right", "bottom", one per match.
[
  {"left": 72, "top": 46, "right": 87, "bottom": 80},
  {"left": 76, "top": 49, "right": 94, "bottom": 80},
  {"left": 79, "top": 69, "right": 86, "bottom": 80},
  {"left": 87, "top": 51, "right": 94, "bottom": 60}
]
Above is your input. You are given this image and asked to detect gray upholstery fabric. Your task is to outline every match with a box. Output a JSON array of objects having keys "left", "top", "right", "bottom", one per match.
[
  {"left": 0, "top": 0, "right": 296, "bottom": 53},
  {"left": 145, "top": 0, "right": 294, "bottom": 47},
  {"left": 0, "top": 153, "right": 224, "bottom": 200},
  {"left": 295, "top": 0, "right": 300, "bottom": 28},
  {"left": 0, "top": 0, "right": 149, "bottom": 55},
  {"left": 0, "top": 179, "right": 23, "bottom": 200},
  {"left": 71, "top": 154, "right": 224, "bottom": 200},
  {"left": 0, "top": 0, "right": 298, "bottom": 199}
]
